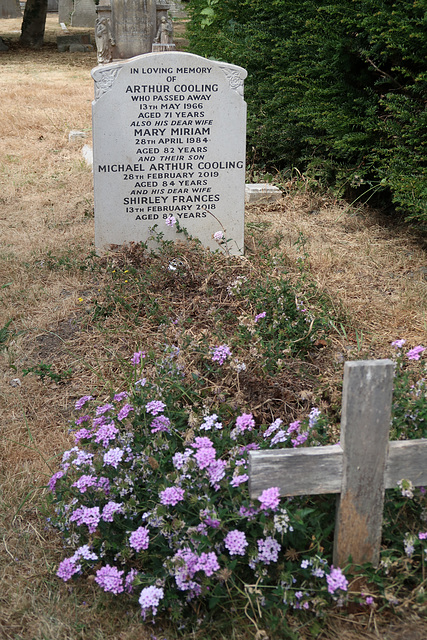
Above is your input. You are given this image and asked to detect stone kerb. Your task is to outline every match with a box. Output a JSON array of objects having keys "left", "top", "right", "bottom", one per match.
[{"left": 92, "top": 52, "right": 247, "bottom": 255}]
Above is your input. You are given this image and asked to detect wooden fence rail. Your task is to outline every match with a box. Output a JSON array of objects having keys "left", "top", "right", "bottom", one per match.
[{"left": 248, "top": 360, "right": 427, "bottom": 568}]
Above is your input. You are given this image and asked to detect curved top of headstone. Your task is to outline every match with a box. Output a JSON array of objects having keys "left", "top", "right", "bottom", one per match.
[{"left": 91, "top": 51, "right": 248, "bottom": 102}]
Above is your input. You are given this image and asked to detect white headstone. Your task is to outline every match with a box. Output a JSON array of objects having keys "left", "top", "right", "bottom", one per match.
[{"left": 92, "top": 52, "right": 247, "bottom": 255}]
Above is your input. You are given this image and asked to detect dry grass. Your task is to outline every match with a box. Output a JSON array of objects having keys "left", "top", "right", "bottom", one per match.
[{"left": 0, "top": 14, "right": 427, "bottom": 640}]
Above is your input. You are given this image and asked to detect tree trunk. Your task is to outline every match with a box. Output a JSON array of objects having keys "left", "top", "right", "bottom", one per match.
[{"left": 20, "top": 0, "right": 48, "bottom": 49}]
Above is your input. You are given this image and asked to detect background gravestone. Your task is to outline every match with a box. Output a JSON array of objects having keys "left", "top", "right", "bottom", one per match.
[
  {"left": 110, "top": 0, "right": 157, "bottom": 59},
  {"left": 71, "top": 0, "right": 96, "bottom": 27},
  {"left": 58, "top": 0, "right": 73, "bottom": 24},
  {"left": 92, "top": 51, "right": 247, "bottom": 254},
  {"left": 1, "top": 0, "right": 21, "bottom": 18}
]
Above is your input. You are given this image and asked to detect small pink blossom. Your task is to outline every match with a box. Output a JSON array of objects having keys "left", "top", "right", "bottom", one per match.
[
  {"left": 165, "top": 215, "right": 176, "bottom": 227},
  {"left": 258, "top": 486, "right": 280, "bottom": 511},
  {"left": 131, "top": 350, "right": 146, "bottom": 365},
  {"left": 406, "top": 345, "right": 425, "bottom": 360},
  {"left": 159, "top": 486, "right": 185, "bottom": 506}
]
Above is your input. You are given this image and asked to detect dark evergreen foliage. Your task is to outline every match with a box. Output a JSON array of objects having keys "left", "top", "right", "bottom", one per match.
[{"left": 187, "top": 0, "right": 427, "bottom": 223}]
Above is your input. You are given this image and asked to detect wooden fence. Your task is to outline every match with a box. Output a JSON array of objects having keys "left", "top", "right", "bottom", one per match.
[{"left": 248, "top": 360, "right": 427, "bottom": 568}]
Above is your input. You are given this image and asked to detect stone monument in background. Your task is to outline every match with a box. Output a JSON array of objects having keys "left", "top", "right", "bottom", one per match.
[
  {"left": 1, "top": 0, "right": 21, "bottom": 18},
  {"left": 94, "top": 0, "right": 175, "bottom": 62},
  {"left": 71, "top": 0, "right": 96, "bottom": 27}
]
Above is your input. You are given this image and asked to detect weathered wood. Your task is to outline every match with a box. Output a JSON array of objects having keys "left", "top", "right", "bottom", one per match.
[
  {"left": 385, "top": 439, "right": 427, "bottom": 488},
  {"left": 249, "top": 438, "right": 427, "bottom": 500},
  {"left": 334, "top": 360, "right": 395, "bottom": 568},
  {"left": 249, "top": 446, "right": 343, "bottom": 498},
  {"left": 249, "top": 359, "right": 427, "bottom": 570}
]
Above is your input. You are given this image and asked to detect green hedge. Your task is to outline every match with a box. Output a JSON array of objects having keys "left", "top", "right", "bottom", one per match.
[{"left": 187, "top": 0, "right": 427, "bottom": 224}]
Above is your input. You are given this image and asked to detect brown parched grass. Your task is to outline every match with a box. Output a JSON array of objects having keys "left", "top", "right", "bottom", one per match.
[{"left": 0, "top": 14, "right": 426, "bottom": 640}]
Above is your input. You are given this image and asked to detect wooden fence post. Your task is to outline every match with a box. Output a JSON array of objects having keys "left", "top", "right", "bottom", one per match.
[{"left": 333, "top": 360, "right": 395, "bottom": 567}]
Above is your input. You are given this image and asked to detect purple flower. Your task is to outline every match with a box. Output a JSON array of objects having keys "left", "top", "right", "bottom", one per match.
[
  {"left": 135, "top": 377, "right": 147, "bottom": 387},
  {"left": 49, "top": 470, "right": 64, "bottom": 492},
  {"left": 270, "top": 429, "right": 287, "bottom": 446},
  {"left": 113, "top": 391, "right": 128, "bottom": 402},
  {"left": 194, "top": 446, "right": 216, "bottom": 470},
  {"left": 145, "top": 400, "right": 166, "bottom": 416},
  {"left": 102, "top": 500, "right": 124, "bottom": 522},
  {"left": 224, "top": 530, "right": 248, "bottom": 556},
  {"left": 418, "top": 532, "right": 427, "bottom": 540},
  {"left": 103, "top": 447, "right": 124, "bottom": 469},
  {"left": 292, "top": 431, "right": 309, "bottom": 448},
  {"left": 192, "top": 436, "right": 214, "bottom": 449},
  {"left": 75, "top": 415, "right": 90, "bottom": 425},
  {"left": 150, "top": 415, "right": 171, "bottom": 434},
  {"left": 92, "top": 416, "right": 106, "bottom": 428},
  {"left": 257, "top": 537, "right": 281, "bottom": 564},
  {"left": 172, "top": 449, "right": 193, "bottom": 470},
  {"left": 264, "top": 418, "right": 283, "bottom": 439},
  {"left": 207, "top": 459, "right": 227, "bottom": 489},
  {"left": 57, "top": 557, "right": 81, "bottom": 581},
  {"left": 365, "top": 596, "right": 374, "bottom": 605},
  {"left": 230, "top": 473, "right": 249, "bottom": 487},
  {"left": 196, "top": 552, "right": 220, "bottom": 576},
  {"left": 258, "top": 487, "right": 280, "bottom": 511},
  {"left": 326, "top": 566, "right": 348, "bottom": 594},
  {"left": 165, "top": 215, "right": 176, "bottom": 227},
  {"left": 94, "top": 422, "right": 119, "bottom": 447},
  {"left": 129, "top": 526, "right": 150, "bottom": 552},
  {"left": 125, "top": 568, "right": 138, "bottom": 593},
  {"left": 406, "top": 345, "right": 425, "bottom": 360},
  {"left": 213, "top": 230, "right": 224, "bottom": 241},
  {"left": 254, "top": 311, "right": 266, "bottom": 322},
  {"left": 287, "top": 420, "right": 301, "bottom": 434},
  {"left": 74, "top": 395, "right": 93, "bottom": 410},
  {"left": 200, "top": 413, "right": 222, "bottom": 431},
  {"left": 73, "top": 450, "right": 94, "bottom": 467},
  {"left": 96, "top": 476, "right": 110, "bottom": 494},
  {"left": 71, "top": 545, "right": 98, "bottom": 562},
  {"left": 308, "top": 408, "right": 321, "bottom": 429},
  {"left": 72, "top": 474, "right": 98, "bottom": 494},
  {"left": 73, "top": 428, "right": 93, "bottom": 443},
  {"left": 235, "top": 413, "right": 255, "bottom": 433},
  {"left": 69, "top": 506, "right": 101, "bottom": 533},
  {"left": 159, "top": 486, "right": 185, "bottom": 506},
  {"left": 131, "top": 350, "right": 146, "bottom": 365},
  {"left": 392, "top": 339, "right": 406, "bottom": 348},
  {"left": 239, "top": 505, "right": 258, "bottom": 520},
  {"left": 117, "top": 403, "right": 134, "bottom": 421},
  {"left": 204, "top": 516, "right": 220, "bottom": 528},
  {"left": 96, "top": 403, "right": 114, "bottom": 416},
  {"left": 139, "top": 585, "right": 164, "bottom": 619},
  {"left": 95, "top": 564, "right": 124, "bottom": 594},
  {"left": 211, "top": 344, "right": 232, "bottom": 365}
]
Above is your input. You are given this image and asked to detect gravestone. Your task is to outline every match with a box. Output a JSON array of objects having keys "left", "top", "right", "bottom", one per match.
[
  {"left": 110, "top": 0, "right": 157, "bottom": 59},
  {"left": 71, "top": 0, "right": 96, "bottom": 27},
  {"left": 58, "top": 0, "right": 73, "bottom": 24},
  {"left": 1, "top": 0, "right": 21, "bottom": 18},
  {"left": 92, "top": 51, "right": 247, "bottom": 255}
]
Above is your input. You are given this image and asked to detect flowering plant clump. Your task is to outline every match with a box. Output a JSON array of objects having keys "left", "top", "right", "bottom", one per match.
[
  {"left": 48, "top": 346, "right": 350, "bottom": 626},
  {"left": 390, "top": 341, "right": 427, "bottom": 441},
  {"left": 47, "top": 312, "right": 427, "bottom": 630}
]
